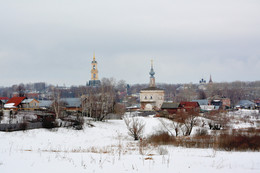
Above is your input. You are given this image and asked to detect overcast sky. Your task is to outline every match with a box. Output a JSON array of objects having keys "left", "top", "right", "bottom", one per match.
[{"left": 1, "top": 0, "right": 260, "bottom": 87}]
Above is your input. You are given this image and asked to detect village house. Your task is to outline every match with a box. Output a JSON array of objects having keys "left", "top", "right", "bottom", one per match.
[
  {"left": 4, "top": 97, "right": 40, "bottom": 110},
  {"left": 126, "top": 104, "right": 140, "bottom": 112},
  {"left": 4, "top": 97, "right": 27, "bottom": 109},
  {"left": 0, "top": 97, "right": 9, "bottom": 109},
  {"left": 0, "top": 100, "right": 4, "bottom": 109},
  {"left": 0, "top": 97, "right": 9, "bottom": 104},
  {"left": 235, "top": 100, "right": 256, "bottom": 109},
  {"left": 192, "top": 99, "right": 215, "bottom": 112},
  {"left": 38, "top": 98, "right": 81, "bottom": 112},
  {"left": 60, "top": 98, "right": 81, "bottom": 112},
  {"left": 178, "top": 101, "right": 200, "bottom": 112},
  {"left": 208, "top": 95, "right": 231, "bottom": 110},
  {"left": 161, "top": 102, "right": 179, "bottom": 114},
  {"left": 39, "top": 100, "right": 52, "bottom": 109},
  {"left": 254, "top": 99, "right": 260, "bottom": 109},
  {"left": 21, "top": 99, "right": 40, "bottom": 109}
]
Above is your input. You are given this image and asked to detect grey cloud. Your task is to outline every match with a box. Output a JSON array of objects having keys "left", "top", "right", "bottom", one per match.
[{"left": 1, "top": 0, "right": 260, "bottom": 86}]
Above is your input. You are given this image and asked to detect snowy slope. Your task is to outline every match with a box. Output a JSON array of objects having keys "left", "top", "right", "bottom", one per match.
[{"left": 0, "top": 115, "right": 260, "bottom": 173}]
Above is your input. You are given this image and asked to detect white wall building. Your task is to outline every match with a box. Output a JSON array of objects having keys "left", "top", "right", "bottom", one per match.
[{"left": 140, "top": 61, "right": 164, "bottom": 111}]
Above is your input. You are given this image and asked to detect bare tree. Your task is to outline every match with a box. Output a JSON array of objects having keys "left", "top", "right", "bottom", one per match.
[
  {"left": 17, "top": 83, "right": 25, "bottom": 97},
  {"left": 159, "top": 118, "right": 183, "bottom": 137},
  {"left": 51, "top": 88, "right": 61, "bottom": 119},
  {"left": 175, "top": 84, "right": 197, "bottom": 102},
  {"left": 114, "top": 103, "right": 126, "bottom": 115},
  {"left": 81, "top": 78, "right": 116, "bottom": 121},
  {"left": 160, "top": 110, "right": 199, "bottom": 136},
  {"left": 124, "top": 117, "right": 145, "bottom": 140},
  {"left": 197, "top": 89, "right": 207, "bottom": 99},
  {"left": 116, "top": 80, "right": 127, "bottom": 92},
  {"left": 180, "top": 110, "right": 200, "bottom": 136}
]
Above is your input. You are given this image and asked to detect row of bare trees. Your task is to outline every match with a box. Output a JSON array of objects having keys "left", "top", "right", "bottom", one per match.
[
  {"left": 47, "top": 78, "right": 126, "bottom": 121},
  {"left": 81, "top": 78, "right": 117, "bottom": 121}
]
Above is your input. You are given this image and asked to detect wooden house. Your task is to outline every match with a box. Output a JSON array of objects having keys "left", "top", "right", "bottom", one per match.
[
  {"left": 4, "top": 97, "right": 27, "bottom": 109},
  {"left": 178, "top": 101, "right": 200, "bottom": 112},
  {"left": 161, "top": 102, "right": 179, "bottom": 114},
  {"left": 21, "top": 99, "right": 40, "bottom": 109}
]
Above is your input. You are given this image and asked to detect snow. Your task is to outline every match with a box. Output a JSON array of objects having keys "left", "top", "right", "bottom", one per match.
[
  {"left": 0, "top": 111, "right": 260, "bottom": 173},
  {"left": 0, "top": 111, "right": 37, "bottom": 124},
  {"left": 3, "top": 103, "right": 15, "bottom": 108},
  {"left": 228, "top": 109, "right": 260, "bottom": 129}
]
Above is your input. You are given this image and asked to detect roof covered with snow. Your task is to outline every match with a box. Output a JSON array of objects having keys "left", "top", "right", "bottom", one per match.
[
  {"left": 4, "top": 103, "right": 16, "bottom": 108},
  {"left": 5, "top": 97, "right": 26, "bottom": 107}
]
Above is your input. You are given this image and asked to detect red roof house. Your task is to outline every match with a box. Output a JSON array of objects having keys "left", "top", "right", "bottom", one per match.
[
  {"left": 0, "top": 97, "right": 9, "bottom": 107},
  {"left": 5, "top": 97, "right": 27, "bottom": 108},
  {"left": 179, "top": 101, "right": 200, "bottom": 112},
  {"left": 0, "top": 97, "right": 9, "bottom": 101}
]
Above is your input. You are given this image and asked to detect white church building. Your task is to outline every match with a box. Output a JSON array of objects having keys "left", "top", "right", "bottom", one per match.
[{"left": 140, "top": 61, "right": 164, "bottom": 111}]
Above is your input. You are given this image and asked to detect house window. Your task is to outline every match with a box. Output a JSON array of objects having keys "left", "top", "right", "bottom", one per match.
[
  {"left": 144, "top": 96, "right": 147, "bottom": 100},
  {"left": 150, "top": 96, "right": 153, "bottom": 99}
]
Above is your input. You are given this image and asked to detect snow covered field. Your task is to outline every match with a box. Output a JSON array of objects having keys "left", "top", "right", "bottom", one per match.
[{"left": 1, "top": 112, "right": 260, "bottom": 173}]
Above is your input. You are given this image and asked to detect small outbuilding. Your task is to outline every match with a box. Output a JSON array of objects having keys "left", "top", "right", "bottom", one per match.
[{"left": 161, "top": 102, "right": 179, "bottom": 114}]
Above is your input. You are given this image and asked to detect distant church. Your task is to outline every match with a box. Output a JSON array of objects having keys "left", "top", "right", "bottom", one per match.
[
  {"left": 198, "top": 75, "right": 213, "bottom": 90},
  {"left": 208, "top": 74, "right": 213, "bottom": 84},
  {"left": 140, "top": 60, "right": 164, "bottom": 111},
  {"left": 87, "top": 53, "right": 101, "bottom": 87}
]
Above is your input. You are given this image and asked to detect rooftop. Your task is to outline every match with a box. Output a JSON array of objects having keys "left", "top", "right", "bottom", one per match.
[
  {"left": 6, "top": 97, "right": 27, "bottom": 107},
  {"left": 161, "top": 102, "right": 179, "bottom": 109},
  {"left": 141, "top": 87, "right": 164, "bottom": 91}
]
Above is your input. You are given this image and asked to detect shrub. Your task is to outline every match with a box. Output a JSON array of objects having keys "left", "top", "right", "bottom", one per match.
[
  {"left": 124, "top": 117, "right": 145, "bottom": 140},
  {"left": 73, "top": 116, "right": 84, "bottom": 130},
  {"left": 218, "top": 134, "right": 260, "bottom": 151},
  {"left": 148, "top": 132, "right": 175, "bottom": 145},
  {"left": 175, "top": 135, "right": 214, "bottom": 148},
  {"left": 0, "top": 111, "right": 3, "bottom": 122},
  {"left": 42, "top": 117, "right": 56, "bottom": 129},
  {"left": 19, "top": 122, "right": 28, "bottom": 131}
]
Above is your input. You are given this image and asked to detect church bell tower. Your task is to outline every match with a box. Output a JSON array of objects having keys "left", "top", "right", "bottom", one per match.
[
  {"left": 87, "top": 53, "right": 101, "bottom": 87},
  {"left": 91, "top": 53, "right": 99, "bottom": 81},
  {"left": 149, "top": 60, "right": 156, "bottom": 87}
]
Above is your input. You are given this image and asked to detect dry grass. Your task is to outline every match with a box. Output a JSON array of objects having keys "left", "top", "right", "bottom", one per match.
[
  {"left": 147, "top": 127, "right": 260, "bottom": 151},
  {"left": 217, "top": 134, "right": 260, "bottom": 151},
  {"left": 144, "top": 157, "right": 153, "bottom": 160},
  {"left": 147, "top": 132, "right": 176, "bottom": 145}
]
